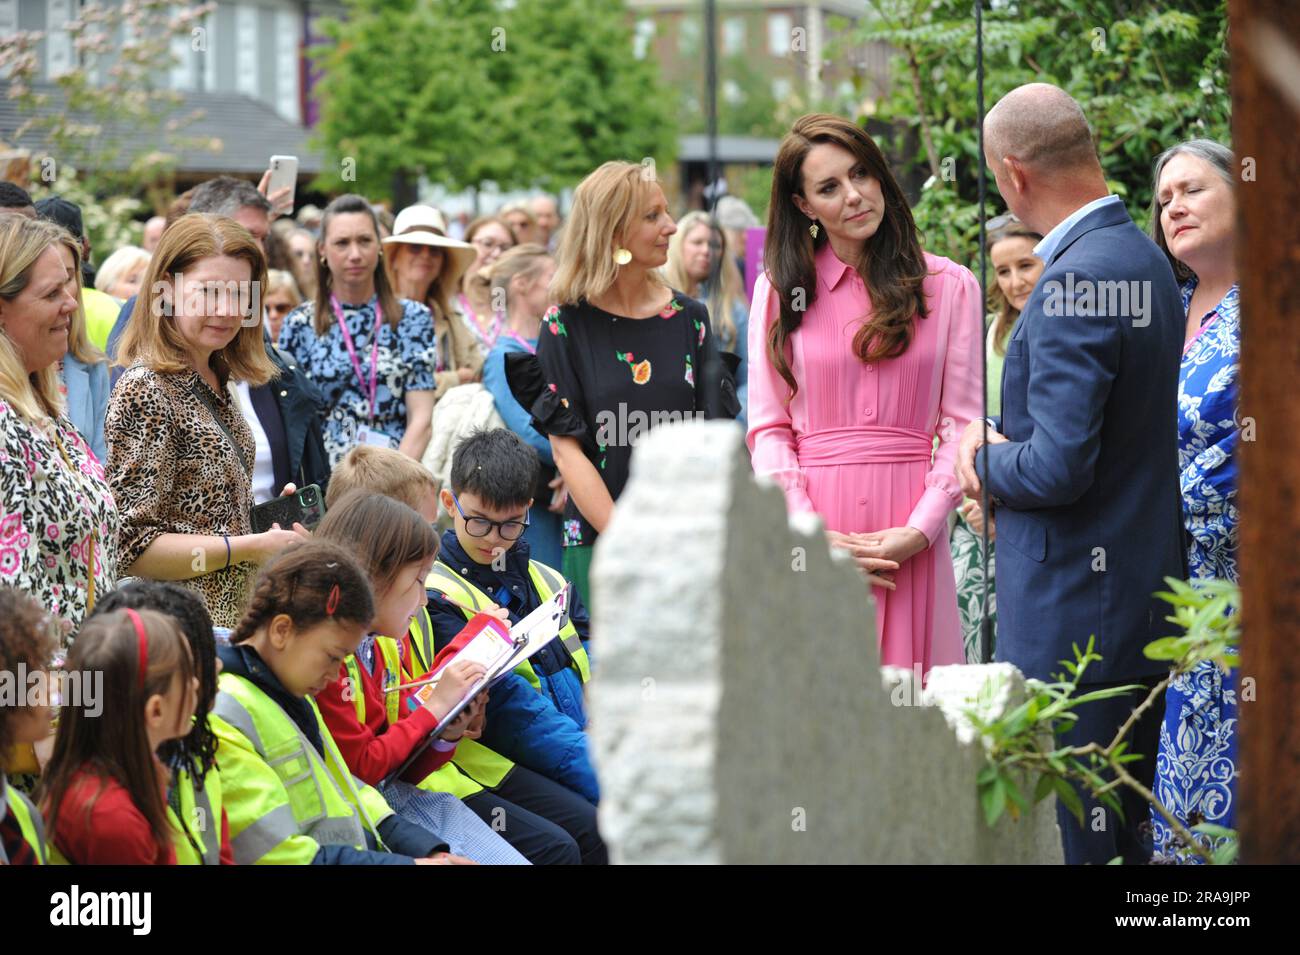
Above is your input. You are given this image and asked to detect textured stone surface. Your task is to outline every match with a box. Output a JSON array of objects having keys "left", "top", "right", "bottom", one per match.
[{"left": 589, "top": 420, "right": 1062, "bottom": 864}]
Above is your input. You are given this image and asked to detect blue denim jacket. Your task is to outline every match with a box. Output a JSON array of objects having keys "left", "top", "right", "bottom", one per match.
[{"left": 61, "top": 353, "right": 110, "bottom": 462}]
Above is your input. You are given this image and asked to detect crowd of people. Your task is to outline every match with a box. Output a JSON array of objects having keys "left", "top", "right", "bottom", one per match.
[{"left": 0, "top": 80, "right": 1238, "bottom": 867}]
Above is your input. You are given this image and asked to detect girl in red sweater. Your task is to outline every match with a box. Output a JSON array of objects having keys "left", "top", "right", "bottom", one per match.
[
  {"left": 42, "top": 607, "right": 199, "bottom": 865},
  {"left": 314, "top": 490, "right": 530, "bottom": 864}
]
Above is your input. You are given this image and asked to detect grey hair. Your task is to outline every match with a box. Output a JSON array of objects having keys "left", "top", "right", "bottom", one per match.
[
  {"left": 1149, "top": 138, "right": 1234, "bottom": 283},
  {"left": 189, "top": 176, "right": 272, "bottom": 218}
]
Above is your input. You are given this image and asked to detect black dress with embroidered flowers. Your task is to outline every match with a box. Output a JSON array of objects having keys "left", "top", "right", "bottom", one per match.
[{"left": 515, "top": 293, "right": 738, "bottom": 549}]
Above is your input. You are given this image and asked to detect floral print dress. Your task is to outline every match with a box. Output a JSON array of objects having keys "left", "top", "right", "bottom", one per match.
[
  {"left": 0, "top": 401, "right": 119, "bottom": 638},
  {"left": 525, "top": 293, "right": 734, "bottom": 549},
  {"left": 278, "top": 298, "right": 437, "bottom": 468},
  {"left": 1152, "top": 281, "right": 1240, "bottom": 863}
]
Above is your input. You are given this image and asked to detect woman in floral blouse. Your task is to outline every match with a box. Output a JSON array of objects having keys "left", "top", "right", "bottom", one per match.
[
  {"left": 513, "top": 161, "right": 737, "bottom": 604},
  {"left": 0, "top": 214, "right": 118, "bottom": 639},
  {"left": 278, "top": 195, "right": 438, "bottom": 467},
  {"left": 1149, "top": 139, "right": 1241, "bottom": 864}
]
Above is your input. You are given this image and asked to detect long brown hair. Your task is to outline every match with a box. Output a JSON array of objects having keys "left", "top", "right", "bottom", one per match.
[
  {"left": 117, "top": 213, "right": 276, "bottom": 386},
  {"left": 41, "top": 608, "right": 196, "bottom": 855},
  {"left": 987, "top": 217, "right": 1043, "bottom": 356},
  {"left": 764, "top": 114, "right": 928, "bottom": 398},
  {"left": 315, "top": 489, "right": 439, "bottom": 597},
  {"left": 311, "top": 194, "right": 403, "bottom": 337},
  {"left": 231, "top": 540, "right": 375, "bottom": 646}
]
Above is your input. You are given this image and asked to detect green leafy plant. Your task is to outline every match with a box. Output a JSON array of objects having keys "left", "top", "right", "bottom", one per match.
[
  {"left": 966, "top": 576, "right": 1239, "bottom": 865},
  {"left": 833, "top": 0, "right": 1230, "bottom": 267}
]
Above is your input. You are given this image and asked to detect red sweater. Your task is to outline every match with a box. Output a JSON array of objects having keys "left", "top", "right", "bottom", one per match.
[
  {"left": 51, "top": 765, "right": 176, "bottom": 865},
  {"left": 315, "top": 634, "right": 460, "bottom": 787}
]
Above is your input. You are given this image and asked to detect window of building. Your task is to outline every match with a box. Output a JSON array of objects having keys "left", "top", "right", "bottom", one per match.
[
  {"left": 723, "top": 17, "right": 745, "bottom": 56},
  {"left": 768, "top": 13, "right": 793, "bottom": 57}
]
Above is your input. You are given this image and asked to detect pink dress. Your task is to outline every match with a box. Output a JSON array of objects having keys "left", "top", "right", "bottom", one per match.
[{"left": 747, "top": 244, "right": 983, "bottom": 675}]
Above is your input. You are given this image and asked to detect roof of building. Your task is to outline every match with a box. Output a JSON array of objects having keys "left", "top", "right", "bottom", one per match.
[{"left": 0, "top": 84, "right": 324, "bottom": 177}]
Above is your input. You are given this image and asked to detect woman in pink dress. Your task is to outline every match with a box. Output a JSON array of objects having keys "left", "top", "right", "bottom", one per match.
[{"left": 747, "top": 114, "right": 982, "bottom": 675}]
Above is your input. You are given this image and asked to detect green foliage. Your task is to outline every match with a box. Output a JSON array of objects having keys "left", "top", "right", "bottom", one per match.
[
  {"left": 836, "top": 0, "right": 1231, "bottom": 267},
  {"left": 312, "top": 0, "right": 677, "bottom": 200},
  {"left": 964, "top": 578, "right": 1240, "bottom": 864},
  {"left": 0, "top": 0, "right": 217, "bottom": 200}
]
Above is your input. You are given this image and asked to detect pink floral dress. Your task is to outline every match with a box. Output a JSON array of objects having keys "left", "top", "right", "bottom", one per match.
[{"left": 0, "top": 401, "right": 119, "bottom": 638}]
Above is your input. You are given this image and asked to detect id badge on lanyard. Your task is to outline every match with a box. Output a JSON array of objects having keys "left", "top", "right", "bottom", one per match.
[{"left": 333, "top": 295, "right": 400, "bottom": 450}]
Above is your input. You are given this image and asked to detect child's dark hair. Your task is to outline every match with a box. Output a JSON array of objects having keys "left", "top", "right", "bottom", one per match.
[
  {"left": 449, "top": 428, "right": 539, "bottom": 509},
  {"left": 41, "top": 608, "right": 194, "bottom": 855},
  {"left": 0, "top": 588, "right": 59, "bottom": 769},
  {"left": 231, "top": 541, "right": 375, "bottom": 644},
  {"left": 91, "top": 582, "right": 218, "bottom": 784},
  {"left": 315, "top": 490, "right": 439, "bottom": 595}
]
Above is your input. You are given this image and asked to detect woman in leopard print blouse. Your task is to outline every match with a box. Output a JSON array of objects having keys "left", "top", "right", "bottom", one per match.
[
  {"left": 0, "top": 215, "right": 119, "bottom": 638},
  {"left": 107, "top": 215, "right": 309, "bottom": 627}
]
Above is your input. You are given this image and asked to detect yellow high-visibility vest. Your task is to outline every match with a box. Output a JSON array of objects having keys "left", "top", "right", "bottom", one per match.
[
  {"left": 1, "top": 779, "right": 47, "bottom": 865},
  {"left": 211, "top": 672, "right": 393, "bottom": 865}
]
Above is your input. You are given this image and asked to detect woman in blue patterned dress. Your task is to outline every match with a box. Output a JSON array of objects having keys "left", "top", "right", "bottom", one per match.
[
  {"left": 278, "top": 195, "right": 438, "bottom": 469},
  {"left": 1149, "top": 139, "right": 1240, "bottom": 863}
]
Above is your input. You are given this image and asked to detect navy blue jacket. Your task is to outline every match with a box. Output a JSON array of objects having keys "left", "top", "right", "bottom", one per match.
[
  {"left": 978, "top": 200, "right": 1186, "bottom": 683},
  {"left": 216, "top": 643, "right": 445, "bottom": 864},
  {"left": 426, "top": 532, "right": 599, "bottom": 804}
]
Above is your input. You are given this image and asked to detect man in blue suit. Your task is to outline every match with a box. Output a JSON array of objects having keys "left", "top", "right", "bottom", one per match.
[{"left": 958, "top": 84, "right": 1186, "bottom": 864}]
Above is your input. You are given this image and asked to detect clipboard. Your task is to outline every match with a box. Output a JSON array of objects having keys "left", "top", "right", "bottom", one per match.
[{"left": 380, "top": 584, "right": 573, "bottom": 787}]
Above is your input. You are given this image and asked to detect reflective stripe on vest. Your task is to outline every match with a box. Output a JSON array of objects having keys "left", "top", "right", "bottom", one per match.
[
  {"left": 425, "top": 560, "right": 591, "bottom": 687},
  {"left": 343, "top": 638, "right": 403, "bottom": 728},
  {"left": 169, "top": 767, "right": 221, "bottom": 865},
  {"left": 214, "top": 676, "right": 387, "bottom": 862},
  {"left": 2, "top": 781, "right": 47, "bottom": 865}
]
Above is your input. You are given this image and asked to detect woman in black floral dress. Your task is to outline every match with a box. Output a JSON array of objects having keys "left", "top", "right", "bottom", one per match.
[{"left": 514, "top": 161, "right": 738, "bottom": 605}]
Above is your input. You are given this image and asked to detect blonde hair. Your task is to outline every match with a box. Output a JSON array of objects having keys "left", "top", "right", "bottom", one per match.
[
  {"left": 0, "top": 214, "right": 72, "bottom": 421},
  {"left": 50, "top": 229, "right": 105, "bottom": 367},
  {"left": 550, "top": 161, "right": 668, "bottom": 306},
  {"left": 117, "top": 213, "right": 275, "bottom": 386},
  {"left": 326, "top": 444, "right": 438, "bottom": 511},
  {"left": 663, "top": 211, "right": 739, "bottom": 347},
  {"left": 93, "top": 245, "right": 150, "bottom": 298},
  {"left": 265, "top": 269, "right": 302, "bottom": 305},
  {"left": 487, "top": 243, "right": 552, "bottom": 313}
]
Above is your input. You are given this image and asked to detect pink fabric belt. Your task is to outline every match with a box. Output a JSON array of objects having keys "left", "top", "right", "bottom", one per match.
[{"left": 795, "top": 426, "right": 934, "bottom": 467}]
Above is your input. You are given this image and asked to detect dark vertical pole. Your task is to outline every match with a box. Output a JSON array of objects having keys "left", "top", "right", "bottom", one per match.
[
  {"left": 975, "top": 0, "right": 992, "bottom": 666},
  {"left": 1228, "top": 0, "right": 1300, "bottom": 864},
  {"left": 704, "top": 0, "right": 719, "bottom": 214}
]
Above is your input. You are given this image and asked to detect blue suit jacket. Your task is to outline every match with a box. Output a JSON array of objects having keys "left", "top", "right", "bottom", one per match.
[{"left": 977, "top": 201, "right": 1186, "bottom": 682}]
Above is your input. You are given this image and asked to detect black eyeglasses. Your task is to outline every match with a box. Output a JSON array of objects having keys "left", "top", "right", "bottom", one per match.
[{"left": 450, "top": 491, "right": 529, "bottom": 540}]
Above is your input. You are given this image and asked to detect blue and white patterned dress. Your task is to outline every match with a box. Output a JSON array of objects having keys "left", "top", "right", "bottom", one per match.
[
  {"left": 278, "top": 297, "right": 437, "bottom": 468},
  {"left": 1152, "top": 280, "right": 1240, "bottom": 863}
]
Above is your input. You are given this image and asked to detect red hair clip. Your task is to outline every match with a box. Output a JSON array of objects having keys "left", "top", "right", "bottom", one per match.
[
  {"left": 125, "top": 608, "right": 148, "bottom": 692},
  {"left": 326, "top": 583, "right": 341, "bottom": 616}
]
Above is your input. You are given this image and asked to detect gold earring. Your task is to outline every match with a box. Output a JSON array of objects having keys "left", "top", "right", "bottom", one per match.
[
  {"left": 809, "top": 221, "right": 819, "bottom": 239},
  {"left": 613, "top": 248, "right": 632, "bottom": 265}
]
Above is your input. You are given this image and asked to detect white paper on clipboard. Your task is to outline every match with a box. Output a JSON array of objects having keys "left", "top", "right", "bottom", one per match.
[{"left": 493, "top": 583, "right": 572, "bottom": 677}]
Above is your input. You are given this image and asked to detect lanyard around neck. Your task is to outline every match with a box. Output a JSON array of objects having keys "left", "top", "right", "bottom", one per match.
[{"left": 331, "top": 295, "right": 383, "bottom": 421}]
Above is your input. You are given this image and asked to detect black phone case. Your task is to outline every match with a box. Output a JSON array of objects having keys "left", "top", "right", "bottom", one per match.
[{"left": 251, "top": 485, "right": 325, "bottom": 534}]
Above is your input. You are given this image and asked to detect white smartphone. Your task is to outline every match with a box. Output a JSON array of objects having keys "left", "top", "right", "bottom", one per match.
[{"left": 267, "top": 155, "right": 298, "bottom": 214}]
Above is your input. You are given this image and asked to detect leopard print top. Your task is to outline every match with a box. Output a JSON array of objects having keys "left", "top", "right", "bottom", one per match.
[{"left": 106, "top": 365, "right": 256, "bottom": 628}]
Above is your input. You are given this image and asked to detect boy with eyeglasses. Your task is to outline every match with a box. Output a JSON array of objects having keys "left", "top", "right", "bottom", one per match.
[{"left": 426, "top": 429, "right": 598, "bottom": 808}]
